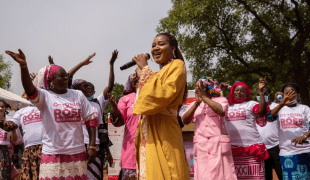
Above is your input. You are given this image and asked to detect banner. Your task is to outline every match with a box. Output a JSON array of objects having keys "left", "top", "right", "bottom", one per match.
[{"left": 108, "top": 113, "right": 124, "bottom": 180}]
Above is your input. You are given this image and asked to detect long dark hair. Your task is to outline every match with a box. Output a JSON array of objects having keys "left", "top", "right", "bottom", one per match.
[
  {"left": 0, "top": 100, "right": 10, "bottom": 117},
  {"left": 156, "top": 32, "right": 188, "bottom": 105}
]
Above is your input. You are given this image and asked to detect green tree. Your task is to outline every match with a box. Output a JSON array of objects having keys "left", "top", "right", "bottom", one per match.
[
  {"left": 103, "top": 82, "right": 124, "bottom": 122},
  {"left": 158, "top": 0, "right": 310, "bottom": 105},
  {"left": 0, "top": 54, "right": 12, "bottom": 89}
]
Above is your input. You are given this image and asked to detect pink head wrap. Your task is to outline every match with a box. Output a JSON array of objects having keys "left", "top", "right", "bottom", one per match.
[{"left": 43, "top": 65, "right": 62, "bottom": 89}]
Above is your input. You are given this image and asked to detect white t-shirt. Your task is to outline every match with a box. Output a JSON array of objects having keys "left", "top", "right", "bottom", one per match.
[
  {"left": 97, "top": 94, "right": 109, "bottom": 115},
  {"left": 8, "top": 106, "right": 43, "bottom": 148},
  {"left": 33, "top": 88, "right": 95, "bottom": 155},
  {"left": 0, "top": 125, "right": 11, "bottom": 145},
  {"left": 277, "top": 104, "right": 310, "bottom": 156},
  {"left": 256, "top": 102, "right": 279, "bottom": 149},
  {"left": 83, "top": 101, "right": 102, "bottom": 145},
  {"left": 225, "top": 101, "right": 263, "bottom": 146}
]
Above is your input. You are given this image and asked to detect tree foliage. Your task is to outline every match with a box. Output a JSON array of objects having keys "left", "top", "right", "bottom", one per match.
[
  {"left": 103, "top": 82, "right": 124, "bottom": 122},
  {"left": 158, "top": 0, "right": 310, "bottom": 104},
  {"left": 0, "top": 54, "right": 12, "bottom": 90}
]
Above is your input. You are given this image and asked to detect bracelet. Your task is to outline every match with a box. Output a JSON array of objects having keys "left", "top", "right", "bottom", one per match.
[
  {"left": 89, "top": 146, "right": 97, "bottom": 150},
  {"left": 303, "top": 135, "right": 308, "bottom": 139}
]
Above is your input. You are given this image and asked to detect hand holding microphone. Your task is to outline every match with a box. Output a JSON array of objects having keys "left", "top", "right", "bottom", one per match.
[{"left": 120, "top": 53, "right": 150, "bottom": 70}]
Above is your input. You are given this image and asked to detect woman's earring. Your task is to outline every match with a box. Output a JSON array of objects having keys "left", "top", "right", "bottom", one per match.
[{"left": 50, "top": 83, "right": 54, "bottom": 90}]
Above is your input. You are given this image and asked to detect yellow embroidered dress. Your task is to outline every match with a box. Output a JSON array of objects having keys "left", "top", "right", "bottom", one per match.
[{"left": 133, "top": 60, "right": 190, "bottom": 180}]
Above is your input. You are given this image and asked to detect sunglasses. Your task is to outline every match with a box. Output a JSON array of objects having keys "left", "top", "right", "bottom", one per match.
[{"left": 53, "top": 73, "right": 69, "bottom": 79}]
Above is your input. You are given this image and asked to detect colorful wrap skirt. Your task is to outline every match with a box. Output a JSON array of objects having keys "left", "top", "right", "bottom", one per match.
[
  {"left": 0, "top": 145, "right": 11, "bottom": 180},
  {"left": 280, "top": 152, "right": 310, "bottom": 180},
  {"left": 39, "top": 151, "right": 87, "bottom": 180}
]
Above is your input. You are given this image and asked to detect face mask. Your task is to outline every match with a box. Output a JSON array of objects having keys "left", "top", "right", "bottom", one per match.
[
  {"left": 256, "top": 95, "right": 269, "bottom": 102},
  {"left": 289, "top": 101, "right": 297, "bottom": 106},
  {"left": 88, "top": 96, "right": 94, "bottom": 101}
]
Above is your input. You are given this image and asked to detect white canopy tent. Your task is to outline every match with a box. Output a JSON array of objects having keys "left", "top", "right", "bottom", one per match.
[{"left": 0, "top": 88, "right": 30, "bottom": 111}]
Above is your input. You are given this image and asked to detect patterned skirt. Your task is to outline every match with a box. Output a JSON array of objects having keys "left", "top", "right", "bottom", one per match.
[
  {"left": 21, "top": 144, "right": 42, "bottom": 180},
  {"left": 0, "top": 145, "right": 11, "bottom": 180},
  {"left": 233, "top": 154, "right": 265, "bottom": 180},
  {"left": 39, "top": 151, "right": 87, "bottom": 180},
  {"left": 280, "top": 152, "right": 310, "bottom": 180},
  {"left": 121, "top": 168, "right": 137, "bottom": 180}
]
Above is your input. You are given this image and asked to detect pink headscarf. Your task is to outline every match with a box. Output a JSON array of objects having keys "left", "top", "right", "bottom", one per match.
[
  {"left": 43, "top": 65, "right": 62, "bottom": 89},
  {"left": 228, "top": 82, "right": 252, "bottom": 105}
]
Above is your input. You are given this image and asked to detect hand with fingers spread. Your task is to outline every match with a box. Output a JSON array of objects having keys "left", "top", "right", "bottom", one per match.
[
  {"left": 82, "top": 53, "right": 96, "bottom": 66},
  {"left": 280, "top": 90, "right": 297, "bottom": 106},
  {"left": 110, "top": 50, "right": 118, "bottom": 65},
  {"left": 48, "top": 55, "right": 54, "bottom": 65},
  {"left": 132, "top": 53, "right": 149, "bottom": 69},
  {"left": 5, "top": 49, "right": 27, "bottom": 68},
  {"left": 219, "top": 81, "right": 230, "bottom": 91},
  {"left": 258, "top": 76, "right": 266, "bottom": 92},
  {"left": 291, "top": 136, "right": 307, "bottom": 147}
]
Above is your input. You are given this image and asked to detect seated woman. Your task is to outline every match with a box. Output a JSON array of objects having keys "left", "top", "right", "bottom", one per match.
[
  {"left": 182, "top": 76, "right": 237, "bottom": 180},
  {"left": 269, "top": 83, "right": 310, "bottom": 180}
]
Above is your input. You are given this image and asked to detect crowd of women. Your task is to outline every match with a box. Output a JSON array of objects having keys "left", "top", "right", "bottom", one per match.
[{"left": 0, "top": 32, "right": 309, "bottom": 180}]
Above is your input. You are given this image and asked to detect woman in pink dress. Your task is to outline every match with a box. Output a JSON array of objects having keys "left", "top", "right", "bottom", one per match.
[
  {"left": 107, "top": 72, "right": 140, "bottom": 180},
  {"left": 225, "top": 78, "right": 270, "bottom": 180},
  {"left": 182, "top": 76, "right": 237, "bottom": 180}
]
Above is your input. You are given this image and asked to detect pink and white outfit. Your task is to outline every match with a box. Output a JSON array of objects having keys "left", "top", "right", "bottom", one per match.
[
  {"left": 118, "top": 92, "right": 140, "bottom": 171},
  {"left": 225, "top": 101, "right": 269, "bottom": 180},
  {"left": 182, "top": 96, "right": 237, "bottom": 180},
  {"left": 29, "top": 65, "right": 98, "bottom": 180}
]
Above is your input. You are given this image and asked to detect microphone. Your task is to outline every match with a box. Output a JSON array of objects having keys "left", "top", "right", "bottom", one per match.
[{"left": 120, "top": 53, "right": 150, "bottom": 70}]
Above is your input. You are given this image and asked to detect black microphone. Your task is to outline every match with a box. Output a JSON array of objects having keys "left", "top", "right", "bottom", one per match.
[{"left": 120, "top": 53, "right": 150, "bottom": 70}]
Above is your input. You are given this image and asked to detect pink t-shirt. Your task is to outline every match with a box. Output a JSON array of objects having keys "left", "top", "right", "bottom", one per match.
[
  {"left": 182, "top": 96, "right": 229, "bottom": 138},
  {"left": 9, "top": 106, "right": 43, "bottom": 148},
  {"left": 225, "top": 101, "right": 263, "bottom": 146},
  {"left": 33, "top": 88, "right": 95, "bottom": 155},
  {"left": 119, "top": 92, "right": 140, "bottom": 169}
]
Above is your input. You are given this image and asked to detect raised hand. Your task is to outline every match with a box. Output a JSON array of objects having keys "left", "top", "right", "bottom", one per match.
[
  {"left": 82, "top": 53, "right": 96, "bottom": 66},
  {"left": 48, "top": 55, "right": 54, "bottom": 65},
  {"left": 110, "top": 50, "right": 118, "bottom": 65},
  {"left": 280, "top": 90, "right": 297, "bottom": 106},
  {"left": 219, "top": 81, "right": 230, "bottom": 91},
  {"left": 198, "top": 81, "right": 208, "bottom": 98},
  {"left": 132, "top": 53, "right": 149, "bottom": 69},
  {"left": 258, "top": 76, "right": 266, "bottom": 92},
  {"left": 5, "top": 49, "right": 27, "bottom": 67},
  {"left": 274, "top": 92, "right": 284, "bottom": 103},
  {"left": 195, "top": 85, "right": 202, "bottom": 104},
  {"left": 29, "top": 73, "right": 37, "bottom": 81},
  {"left": 107, "top": 93, "right": 117, "bottom": 107}
]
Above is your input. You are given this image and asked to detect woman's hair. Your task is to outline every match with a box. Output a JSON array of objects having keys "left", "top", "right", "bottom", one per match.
[
  {"left": 282, "top": 83, "right": 300, "bottom": 93},
  {"left": 0, "top": 99, "right": 10, "bottom": 116},
  {"left": 156, "top": 32, "right": 188, "bottom": 105}
]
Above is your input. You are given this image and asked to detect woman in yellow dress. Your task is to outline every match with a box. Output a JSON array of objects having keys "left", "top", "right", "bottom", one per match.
[{"left": 132, "top": 32, "right": 190, "bottom": 180}]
